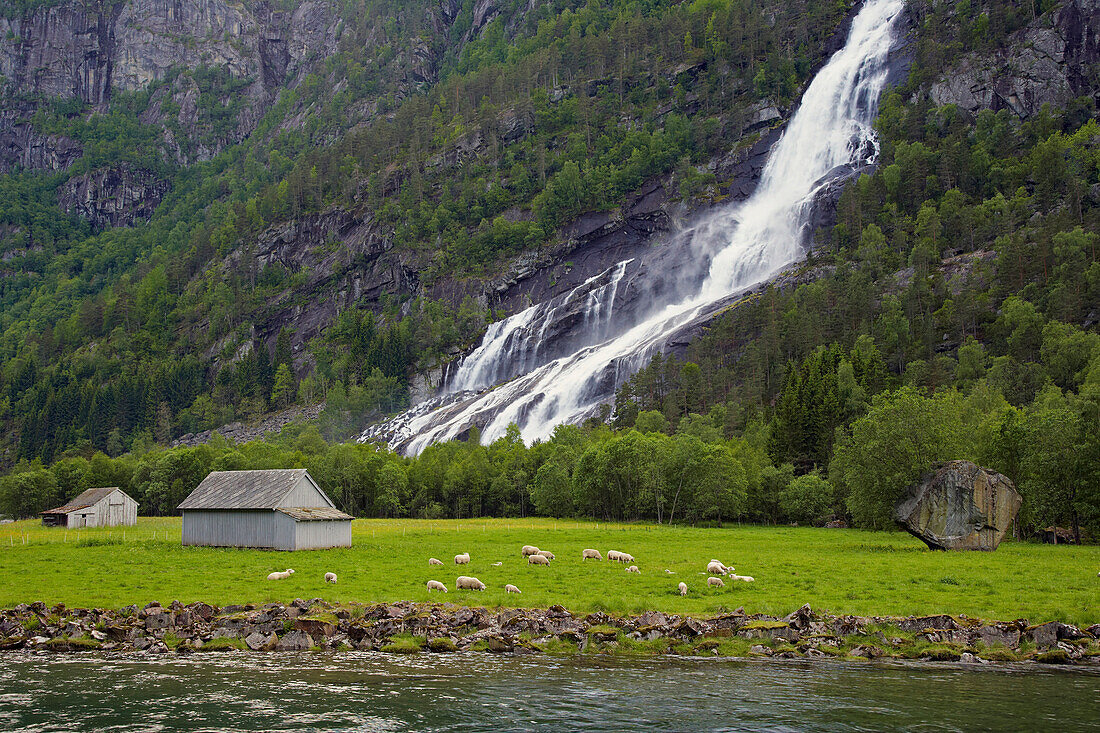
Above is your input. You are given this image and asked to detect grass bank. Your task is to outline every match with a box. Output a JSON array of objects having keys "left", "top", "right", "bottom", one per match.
[{"left": 1, "top": 518, "right": 1096, "bottom": 625}]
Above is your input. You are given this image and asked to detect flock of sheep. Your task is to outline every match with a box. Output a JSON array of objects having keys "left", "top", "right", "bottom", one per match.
[
  {"left": 264, "top": 546, "right": 756, "bottom": 598},
  {"left": 421, "top": 546, "right": 755, "bottom": 596}
]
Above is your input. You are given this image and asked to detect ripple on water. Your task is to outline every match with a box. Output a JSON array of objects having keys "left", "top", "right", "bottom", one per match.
[{"left": 0, "top": 654, "right": 1096, "bottom": 732}]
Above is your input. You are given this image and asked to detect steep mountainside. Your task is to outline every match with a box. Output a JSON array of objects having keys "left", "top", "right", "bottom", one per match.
[
  {"left": 0, "top": 0, "right": 864, "bottom": 462},
  {"left": 0, "top": 1, "right": 1098, "bottom": 541}
]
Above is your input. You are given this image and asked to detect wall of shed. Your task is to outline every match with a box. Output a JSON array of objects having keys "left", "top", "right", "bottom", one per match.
[
  {"left": 182, "top": 510, "right": 286, "bottom": 549},
  {"left": 280, "top": 477, "right": 334, "bottom": 508},
  {"left": 293, "top": 519, "right": 352, "bottom": 550}
]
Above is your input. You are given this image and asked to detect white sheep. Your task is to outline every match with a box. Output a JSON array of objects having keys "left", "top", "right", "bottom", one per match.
[
  {"left": 607, "top": 550, "right": 622, "bottom": 562},
  {"left": 664, "top": 569, "right": 675, "bottom": 574},
  {"left": 620, "top": 553, "right": 635, "bottom": 564},
  {"left": 582, "top": 549, "right": 603, "bottom": 561},
  {"left": 426, "top": 580, "right": 448, "bottom": 593},
  {"left": 678, "top": 582, "right": 688, "bottom": 596},
  {"left": 454, "top": 553, "right": 470, "bottom": 565},
  {"left": 505, "top": 584, "right": 521, "bottom": 594},
  {"left": 728, "top": 574, "right": 755, "bottom": 582},
  {"left": 528, "top": 554, "right": 550, "bottom": 565},
  {"left": 707, "top": 576, "right": 726, "bottom": 588},
  {"left": 521, "top": 545, "right": 541, "bottom": 556},
  {"left": 536, "top": 550, "right": 555, "bottom": 560},
  {"left": 710, "top": 559, "right": 733, "bottom": 574},
  {"left": 492, "top": 561, "right": 503, "bottom": 566},
  {"left": 266, "top": 568, "right": 295, "bottom": 580},
  {"left": 706, "top": 561, "right": 729, "bottom": 576},
  {"left": 324, "top": 572, "right": 337, "bottom": 584},
  {"left": 428, "top": 558, "right": 444, "bottom": 566},
  {"left": 626, "top": 565, "right": 640, "bottom": 574},
  {"left": 456, "top": 576, "right": 486, "bottom": 590}
]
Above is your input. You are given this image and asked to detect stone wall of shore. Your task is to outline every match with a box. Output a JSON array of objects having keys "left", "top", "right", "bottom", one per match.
[{"left": 1, "top": 600, "right": 1098, "bottom": 665}]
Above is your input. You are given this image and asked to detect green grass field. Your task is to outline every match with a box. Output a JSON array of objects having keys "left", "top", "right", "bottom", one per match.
[{"left": 1, "top": 518, "right": 1097, "bottom": 625}]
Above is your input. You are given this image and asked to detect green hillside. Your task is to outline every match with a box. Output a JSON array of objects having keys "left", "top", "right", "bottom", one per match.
[{"left": 0, "top": 0, "right": 1097, "bottom": 541}]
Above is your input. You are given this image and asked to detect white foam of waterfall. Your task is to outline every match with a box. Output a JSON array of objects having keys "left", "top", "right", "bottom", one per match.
[
  {"left": 375, "top": 0, "right": 905, "bottom": 454},
  {"left": 448, "top": 259, "right": 632, "bottom": 392}
]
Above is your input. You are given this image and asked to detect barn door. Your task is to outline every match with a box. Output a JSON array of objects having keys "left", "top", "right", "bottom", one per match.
[{"left": 110, "top": 503, "right": 122, "bottom": 525}]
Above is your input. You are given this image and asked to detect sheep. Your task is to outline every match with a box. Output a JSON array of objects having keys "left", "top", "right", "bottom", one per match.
[
  {"left": 626, "top": 565, "right": 640, "bottom": 574},
  {"left": 426, "top": 580, "right": 448, "bottom": 593},
  {"left": 582, "top": 549, "right": 603, "bottom": 561},
  {"left": 664, "top": 569, "right": 675, "bottom": 574},
  {"left": 521, "top": 545, "right": 541, "bottom": 557},
  {"left": 678, "top": 582, "right": 688, "bottom": 596},
  {"left": 528, "top": 554, "right": 550, "bottom": 565},
  {"left": 266, "top": 568, "right": 295, "bottom": 580},
  {"left": 728, "top": 574, "right": 755, "bottom": 582},
  {"left": 607, "top": 550, "right": 621, "bottom": 562},
  {"left": 454, "top": 553, "right": 470, "bottom": 565},
  {"left": 505, "top": 584, "right": 521, "bottom": 594},
  {"left": 456, "top": 576, "right": 486, "bottom": 591},
  {"left": 707, "top": 561, "right": 729, "bottom": 576},
  {"left": 620, "top": 553, "right": 635, "bottom": 564},
  {"left": 324, "top": 572, "right": 337, "bottom": 584},
  {"left": 710, "top": 559, "right": 734, "bottom": 574},
  {"left": 707, "top": 576, "right": 726, "bottom": 588},
  {"left": 428, "top": 558, "right": 444, "bottom": 566},
  {"left": 536, "top": 550, "right": 555, "bottom": 560},
  {"left": 492, "top": 561, "right": 503, "bottom": 566}
]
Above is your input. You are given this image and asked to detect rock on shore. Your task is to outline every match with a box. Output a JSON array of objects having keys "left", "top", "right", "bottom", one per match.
[{"left": 1, "top": 601, "right": 1097, "bottom": 666}]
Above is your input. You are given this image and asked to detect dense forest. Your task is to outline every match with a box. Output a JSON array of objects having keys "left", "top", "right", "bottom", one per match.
[{"left": 1, "top": 0, "right": 1098, "bottom": 541}]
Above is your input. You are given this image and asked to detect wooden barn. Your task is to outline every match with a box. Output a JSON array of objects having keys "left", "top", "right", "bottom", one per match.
[
  {"left": 178, "top": 469, "right": 352, "bottom": 550},
  {"left": 41, "top": 487, "right": 138, "bottom": 528}
]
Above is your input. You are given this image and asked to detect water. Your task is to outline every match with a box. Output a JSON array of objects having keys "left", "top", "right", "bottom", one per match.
[
  {"left": 0, "top": 653, "right": 1097, "bottom": 732},
  {"left": 368, "top": 0, "right": 905, "bottom": 453},
  {"left": 449, "top": 260, "right": 633, "bottom": 393}
]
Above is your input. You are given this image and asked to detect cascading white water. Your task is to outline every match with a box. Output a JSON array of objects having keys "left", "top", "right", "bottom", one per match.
[
  {"left": 449, "top": 259, "right": 632, "bottom": 392},
  {"left": 371, "top": 0, "right": 905, "bottom": 455}
]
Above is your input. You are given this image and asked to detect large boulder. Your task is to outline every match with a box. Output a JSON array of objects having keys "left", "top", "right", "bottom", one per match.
[{"left": 895, "top": 461, "right": 1022, "bottom": 551}]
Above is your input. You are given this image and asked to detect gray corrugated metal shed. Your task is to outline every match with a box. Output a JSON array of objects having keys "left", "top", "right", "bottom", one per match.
[
  {"left": 42, "top": 487, "right": 122, "bottom": 514},
  {"left": 179, "top": 470, "right": 351, "bottom": 550},
  {"left": 178, "top": 469, "right": 322, "bottom": 510}
]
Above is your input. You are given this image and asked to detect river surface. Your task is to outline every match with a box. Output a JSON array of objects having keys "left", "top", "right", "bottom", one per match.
[{"left": 0, "top": 653, "right": 1097, "bottom": 732}]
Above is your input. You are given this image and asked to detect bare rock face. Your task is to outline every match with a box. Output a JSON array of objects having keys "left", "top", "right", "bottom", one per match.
[
  {"left": 895, "top": 460, "right": 1022, "bottom": 551},
  {"left": 0, "top": 0, "right": 341, "bottom": 170},
  {"left": 57, "top": 166, "right": 169, "bottom": 228},
  {"left": 929, "top": 0, "right": 1100, "bottom": 119},
  {"left": 0, "top": 109, "right": 83, "bottom": 173}
]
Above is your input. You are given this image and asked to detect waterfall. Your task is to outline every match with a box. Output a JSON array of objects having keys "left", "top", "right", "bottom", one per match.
[
  {"left": 448, "top": 259, "right": 633, "bottom": 393},
  {"left": 367, "top": 0, "right": 905, "bottom": 455}
]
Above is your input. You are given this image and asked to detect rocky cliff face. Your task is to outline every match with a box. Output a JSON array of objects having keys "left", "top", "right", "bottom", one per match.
[
  {"left": 0, "top": 0, "right": 341, "bottom": 170},
  {"left": 57, "top": 165, "right": 169, "bottom": 228},
  {"left": 930, "top": 0, "right": 1100, "bottom": 118},
  {"left": 0, "top": 107, "right": 83, "bottom": 173}
]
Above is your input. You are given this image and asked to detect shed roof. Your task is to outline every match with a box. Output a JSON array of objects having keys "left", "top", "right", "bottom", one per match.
[
  {"left": 277, "top": 507, "right": 354, "bottom": 521},
  {"left": 41, "top": 487, "right": 125, "bottom": 515},
  {"left": 178, "top": 469, "right": 329, "bottom": 510}
]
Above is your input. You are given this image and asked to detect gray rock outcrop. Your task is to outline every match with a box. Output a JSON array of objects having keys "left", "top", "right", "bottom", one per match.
[
  {"left": 57, "top": 166, "right": 169, "bottom": 228},
  {"left": 895, "top": 460, "right": 1022, "bottom": 551},
  {"left": 0, "top": 0, "right": 341, "bottom": 171},
  {"left": 929, "top": 0, "right": 1100, "bottom": 119}
]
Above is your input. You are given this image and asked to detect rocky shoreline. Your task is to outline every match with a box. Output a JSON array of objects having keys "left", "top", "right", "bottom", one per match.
[{"left": 2, "top": 601, "right": 1098, "bottom": 666}]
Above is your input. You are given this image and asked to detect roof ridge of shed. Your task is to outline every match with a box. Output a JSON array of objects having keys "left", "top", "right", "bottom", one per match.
[{"left": 178, "top": 469, "right": 314, "bottom": 510}]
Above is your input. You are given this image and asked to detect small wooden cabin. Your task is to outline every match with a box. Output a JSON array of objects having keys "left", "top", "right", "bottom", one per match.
[
  {"left": 41, "top": 487, "right": 138, "bottom": 528},
  {"left": 178, "top": 469, "right": 352, "bottom": 550}
]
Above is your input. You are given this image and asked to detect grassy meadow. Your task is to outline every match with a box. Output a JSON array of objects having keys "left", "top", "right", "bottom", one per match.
[{"left": 0, "top": 517, "right": 1097, "bottom": 625}]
